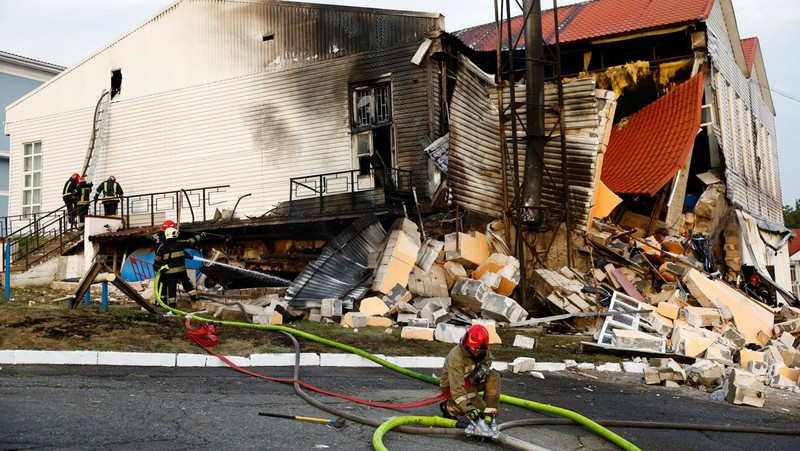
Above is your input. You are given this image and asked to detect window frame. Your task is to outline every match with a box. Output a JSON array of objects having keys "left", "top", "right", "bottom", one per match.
[
  {"left": 21, "top": 141, "right": 42, "bottom": 217},
  {"left": 348, "top": 78, "right": 395, "bottom": 185}
]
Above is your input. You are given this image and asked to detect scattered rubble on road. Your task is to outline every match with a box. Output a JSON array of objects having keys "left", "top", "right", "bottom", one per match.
[{"left": 160, "top": 209, "right": 800, "bottom": 409}]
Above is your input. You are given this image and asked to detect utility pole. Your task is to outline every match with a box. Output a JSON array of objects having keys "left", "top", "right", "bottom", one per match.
[{"left": 521, "top": 0, "right": 545, "bottom": 227}]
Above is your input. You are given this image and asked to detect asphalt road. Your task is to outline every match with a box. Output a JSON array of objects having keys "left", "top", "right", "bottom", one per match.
[{"left": 1, "top": 365, "right": 798, "bottom": 450}]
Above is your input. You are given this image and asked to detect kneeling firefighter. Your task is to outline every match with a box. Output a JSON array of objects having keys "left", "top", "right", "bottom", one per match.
[{"left": 439, "top": 324, "right": 501, "bottom": 426}]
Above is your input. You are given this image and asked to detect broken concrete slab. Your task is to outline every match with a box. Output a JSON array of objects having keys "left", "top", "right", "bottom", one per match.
[
  {"left": 443, "top": 261, "right": 467, "bottom": 288},
  {"left": 513, "top": 335, "right": 536, "bottom": 349},
  {"left": 683, "top": 306, "right": 722, "bottom": 328},
  {"left": 722, "top": 368, "right": 766, "bottom": 407},
  {"left": 341, "top": 312, "right": 368, "bottom": 328},
  {"left": 683, "top": 268, "right": 773, "bottom": 344},
  {"left": 407, "top": 265, "right": 449, "bottom": 298},
  {"left": 416, "top": 238, "right": 444, "bottom": 272},
  {"left": 400, "top": 326, "right": 435, "bottom": 341},
  {"left": 434, "top": 323, "right": 466, "bottom": 344},
  {"left": 480, "top": 292, "right": 527, "bottom": 323},
  {"left": 450, "top": 278, "right": 490, "bottom": 313},
  {"left": 611, "top": 329, "right": 665, "bottom": 352},
  {"left": 359, "top": 296, "right": 390, "bottom": 317},
  {"left": 443, "top": 231, "right": 490, "bottom": 268},
  {"left": 509, "top": 357, "right": 536, "bottom": 374}
]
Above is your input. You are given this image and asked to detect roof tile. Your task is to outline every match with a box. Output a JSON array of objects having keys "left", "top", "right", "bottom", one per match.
[{"left": 601, "top": 72, "right": 705, "bottom": 196}]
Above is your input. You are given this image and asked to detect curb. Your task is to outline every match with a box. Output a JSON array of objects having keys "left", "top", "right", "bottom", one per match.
[{"left": 0, "top": 350, "right": 647, "bottom": 374}]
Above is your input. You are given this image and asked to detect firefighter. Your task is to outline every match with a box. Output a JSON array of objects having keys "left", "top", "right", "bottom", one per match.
[
  {"left": 439, "top": 324, "right": 501, "bottom": 427},
  {"left": 94, "top": 175, "right": 124, "bottom": 216},
  {"left": 75, "top": 177, "right": 93, "bottom": 228},
  {"left": 62, "top": 173, "right": 80, "bottom": 227},
  {"left": 154, "top": 227, "right": 205, "bottom": 309}
]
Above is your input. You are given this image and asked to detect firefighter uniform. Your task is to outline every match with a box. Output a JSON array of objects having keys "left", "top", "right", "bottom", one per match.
[
  {"left": 439, "top": 341, "right": 501, "bottom": 419},
  {"left": 154, "top": 231, "right": 204, "bottom": 307},
  {"left": 75, "top": 179, "right": 93, "bottom": 228},
  {"left": 63, "top": 174, "right": 79, "bottom": 226},
  {"left": 94, "top": 176, "right": 124, "bottom": 216}
]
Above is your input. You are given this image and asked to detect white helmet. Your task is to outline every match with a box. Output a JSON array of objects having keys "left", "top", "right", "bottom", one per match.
[{"left": 164, "top": 227, "right": 178, "bottom": 239}]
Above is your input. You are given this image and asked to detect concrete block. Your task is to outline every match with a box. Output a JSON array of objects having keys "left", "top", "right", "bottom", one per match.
[
  {"left": 686, "top": 359, "right": 725, "bottom": 389},
  {"left": 371, "top": 256, "right": 414, "bottom": 294},
  {"left": 622, "top": 361, "right": 647, "bottom": 374},
  {"left": 359, "top": 297, "right": 390, "bottom": 317},
  {"left": 773, "top": 319, "right": 800, "bottom": 335},
  {"left": 720, "top": 324, "right": 746, "bottom": 348},
  {"left": 684, "top": 306, "right": 721, "bottom": 328},
  {"left": 443, "top": 261, "right": 467, "bottom": 288},
  {"left": 480, "top": 292, "right": 527, "bottom": 323},
  {"left": 722, "top": 369, "right": 766, "bottom": 407},
  {"left": 385, "top": 284, "right": 412, "bottom": 305},
  {"left": 400, "top": 326, "right": 435, "bottom": 341},
  {"left": 252, "top": 312, "right": 283, "bottom": 325},
  {"left": 443, "top": 231, "right": 490, "bottom": 268},
  {"left": 408, "top": 318, "right": 431, "bottom": 328},
  {"left": 396, "top": 301, "right": 418, "bottom": 314},
  {"left": 340, "top": 312, "right": 368, "bottom": 328},
  {"left": 657, "top": 302, "right": 680, "bottom": 320},
  {"left": 206, "top": 355, "right": 251, "bottom": 367},
  {"left": 396, "top": 312, "right": 419, "bottom": 324},
  {"left": 407, "top": 265, "right": 449, "bottom": 298},
  {"left": 450, "top": 278, "right": 490, "bottom": 312},
  {"left": 644, "top": 367, "right": 662, "bottom": 385},
  {"left": 739, "top": 348, "right": 765, "bottom": 371},
  {"left": 366, "top": 316, "right": 394, "bottom": 328},
  {"left": 0, "top": 350, "right": 15, "bottom": 364},
  {"left": 413, "top": 297, "right": 451, "bottom": 311},
  {"left": 611, "top": 329, "right": 664, "bottom": 352},
  {"left": 779, "top": 305, "right": 800, "bottom": 320},
  {"left": 176, "top": 353, "right": 209, "bottom": 367},
  {"left": 416, "top": 238, "right": 445, "bottom": 272},
  {"left": 434, "top": 323, "right": 466, "bottom": 344},
  {"left": 510, "top": 357, "right": 536, "bottom": 374},
  {"left": 513, "top": 335, "right": 536, "bottom": 349},
  {"left": 479, "top": 271, "right": 502, "bottom": 290}
]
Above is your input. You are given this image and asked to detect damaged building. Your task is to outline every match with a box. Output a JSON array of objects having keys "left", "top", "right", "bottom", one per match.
[{"left": 2, "top": 0, "right": 799, "bottom": 400}]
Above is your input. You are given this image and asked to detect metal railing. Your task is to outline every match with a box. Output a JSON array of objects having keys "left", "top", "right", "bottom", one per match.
[
  {"left": 289, "top": 167, "right": 412, "bottom": 203},
  {"left": 0, "top": 184, "right": 231, "bottom": 272}
]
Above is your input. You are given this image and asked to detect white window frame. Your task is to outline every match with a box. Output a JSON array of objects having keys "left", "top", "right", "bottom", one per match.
[{"left": 22, "top": 141, "right": 42, "bottom": 217}]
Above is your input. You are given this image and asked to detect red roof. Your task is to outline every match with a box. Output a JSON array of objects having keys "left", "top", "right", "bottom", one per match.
[
  {"left": 601, "top": 72, "right": 705, "bottom": 196},
  {"left": 788, "top": 229, "right": 800, "bottom": 257},
  {"left": 453, "top": 0, "right": 714, "bottom": 50},
  {"left": 740, "top": 37, "right": 758, "bottom": 76}
]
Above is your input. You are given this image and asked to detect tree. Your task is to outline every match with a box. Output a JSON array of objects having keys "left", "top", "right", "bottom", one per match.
[{"left": 783, "top": 199, "right": 800, "bottom": 228}]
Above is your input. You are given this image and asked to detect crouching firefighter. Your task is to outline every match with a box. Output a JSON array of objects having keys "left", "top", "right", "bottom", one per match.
[
  {"left": 439, "top": 324, "right": 501, "bottom": 427},
  {"left": 154, "top": 227, "right": 205, "bottom": 309}
]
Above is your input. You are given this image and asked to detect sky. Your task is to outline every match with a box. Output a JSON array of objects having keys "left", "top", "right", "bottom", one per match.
[{"left": 1, "top": 0, "right": 799, "bottom": 204}]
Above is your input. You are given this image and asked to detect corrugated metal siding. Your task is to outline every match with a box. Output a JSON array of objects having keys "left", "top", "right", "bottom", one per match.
[
  {"left": 6, "top": 21, "right": 439, "bottom": 218},
  {"left": 7, "top": 0, "right": 441, "bottom": 121},
  {"left": 449, "top": 56, "right": 615, "bottom": 230},
  {"left": 706, "top": 1, "right": 782, "bottom": 223}
]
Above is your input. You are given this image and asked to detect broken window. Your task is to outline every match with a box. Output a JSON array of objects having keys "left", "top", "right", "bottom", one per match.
[
  {"left": 350, "top": 81, "right": 394, "bottom": 189},
  {"left": 22, "top": 141, "right": 42, "bottom": 217},
  {"left": 111, "top": 69, "right": 122, "bottom": 99}
]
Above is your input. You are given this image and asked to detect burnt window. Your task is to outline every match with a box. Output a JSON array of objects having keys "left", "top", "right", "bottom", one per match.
[
  {"left": 350, "top": 81, "right": 394, "bottom": 185},
  {"left": 110, "top": 69, "right": 122, "bottom": 99}
]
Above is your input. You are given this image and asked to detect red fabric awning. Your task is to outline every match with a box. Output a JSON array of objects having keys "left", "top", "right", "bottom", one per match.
[{"left": 601, "top": 72, "right": 705, "bottom": 196}]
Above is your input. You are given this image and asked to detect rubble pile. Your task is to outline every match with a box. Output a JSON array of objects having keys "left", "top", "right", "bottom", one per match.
[{"left": 573, "top": 218, "right": 800, "bottom": 405}]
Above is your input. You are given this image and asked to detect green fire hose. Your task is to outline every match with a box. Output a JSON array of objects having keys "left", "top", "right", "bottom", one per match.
[{"left": 153, "top": 268, "right": 640, "bottom": 451}]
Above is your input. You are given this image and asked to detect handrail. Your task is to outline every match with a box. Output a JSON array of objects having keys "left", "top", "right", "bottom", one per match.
[
  {"left": 0, "top": 184, "right": 231, "bottom": 272},
  {"left": 289, "top": 167, "right": 413, "bottom": 203}
]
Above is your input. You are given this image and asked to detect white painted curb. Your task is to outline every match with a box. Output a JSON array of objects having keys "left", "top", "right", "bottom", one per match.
[{"left": 0, "top": 350, "right": 645, "bottom": 374}]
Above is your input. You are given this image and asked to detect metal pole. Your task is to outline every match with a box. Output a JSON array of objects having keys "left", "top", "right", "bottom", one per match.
[
  {"left": 84, "top": 288, "right": 91, "bottom": 307},
  {"left": 4, "top": 239, "right": 10, "bottom": 301},
  {"left": 552, "top": 0, "right": 574, "bottom": 267},
  {"left": 521, "top": 0, "right": 545, "bottom": 226},
  {"left": 102, "top": 281, "right": 109, "bottom": 311}
]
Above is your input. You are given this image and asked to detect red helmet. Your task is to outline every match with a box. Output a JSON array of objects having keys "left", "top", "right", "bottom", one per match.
[
  {"left": 461, "top": 324, "right": 490, "bottom": 353},
  {"left": 78, "top": 177, "right": 85, "bottom": 183},
  {"left": 71, "top": 173, "right": 80, "bottom": 180},
  {"left": 161, "top": 219, "right": 176, "bottom": 231}
]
